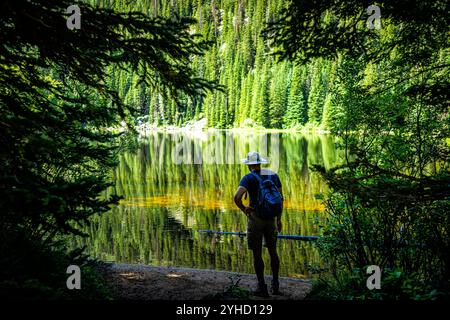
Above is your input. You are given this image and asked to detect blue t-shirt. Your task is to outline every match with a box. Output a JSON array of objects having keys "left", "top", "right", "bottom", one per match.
[{"left": 239, "top": 169, "right": 282, "bottom": 208}]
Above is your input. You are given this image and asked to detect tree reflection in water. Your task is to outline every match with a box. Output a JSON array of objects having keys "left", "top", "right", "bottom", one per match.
[{"left": 71, "top": 131, "right": 343, "bottom": 278}]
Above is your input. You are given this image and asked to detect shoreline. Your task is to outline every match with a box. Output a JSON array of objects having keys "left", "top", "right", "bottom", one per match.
[
  {"left": 125, "top": 118, "right": 333, "bottom": 135},
  {"left": 136, "top": 126, "right": 332, "bottom": 135},
  {"left": 99, "top": 262, "right": 313, "bottom": 300}
]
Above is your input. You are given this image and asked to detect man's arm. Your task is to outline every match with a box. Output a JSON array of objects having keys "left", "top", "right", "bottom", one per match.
[
  {"left": 277, "top": 186, "right": 283, "bottom": 232},
  {"left": 234, "top": 186, "right": 253, "bottom": 216},
  {"left": 278, "top": 186, "right": 284, "bottom": 214}
]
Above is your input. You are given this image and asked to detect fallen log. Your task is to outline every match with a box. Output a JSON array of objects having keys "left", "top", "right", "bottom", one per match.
[{"left": 196, "top": 230, "right": 319, "bottom": 241}]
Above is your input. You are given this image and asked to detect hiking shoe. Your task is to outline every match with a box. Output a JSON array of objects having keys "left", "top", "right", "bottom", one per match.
[
  {"left": 251, "top": 283, "right": 269, "bottom": 298},
  {"left": 271, "top": 281, "right": 283, "bottom": 296}
]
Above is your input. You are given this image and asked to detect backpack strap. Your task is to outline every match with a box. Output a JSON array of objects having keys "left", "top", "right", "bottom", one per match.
[{"left": 250, "top": 171, "right": 263, "bottom": 184}]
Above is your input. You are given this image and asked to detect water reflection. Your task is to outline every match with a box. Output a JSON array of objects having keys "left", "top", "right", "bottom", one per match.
[{"left": 72, "top": 131, "right": 343, "bottom": 278}]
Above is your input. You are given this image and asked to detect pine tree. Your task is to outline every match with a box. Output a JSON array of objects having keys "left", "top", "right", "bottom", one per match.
[
  {"left": 285, "top": 65, "right": 307, "bottom": 128},
  {"left": 321, "top": 61, "right": 338, "bottom": 130},
  {"left": 269, "top": 61, "right": 289, "bottom": 128},
  {"left": 307, "top": 61, "right": 326, "bottom": 125}
]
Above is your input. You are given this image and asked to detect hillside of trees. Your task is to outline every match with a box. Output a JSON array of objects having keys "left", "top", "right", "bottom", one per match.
[{"left": 93, "top": 0, "right": 341, "bottom": 130}]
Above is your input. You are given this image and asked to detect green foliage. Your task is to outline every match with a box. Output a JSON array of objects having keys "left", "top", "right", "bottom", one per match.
[
  {"left": 307, "top": 268, "right": 447, "bottom": 300},
  {"left": 0, "top": 230, "right": 112, "bottom": 299},
  {"left": 266, "top": 0, "right": 450, "bottom": 299},
  {"left": 315, "top": 192, "right": 449, "bottom": 283},
  {"left": 0, "top": 0, "right": 217, "bottom": 298},
  {"left": 204, "top": 276, "right": 251, "bottom": 300},
  {"left": 101, "top": 0, "right": 339, "bottom": 130}
]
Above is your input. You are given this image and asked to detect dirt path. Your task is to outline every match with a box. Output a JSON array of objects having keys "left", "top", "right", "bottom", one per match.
[{"left": 100, "top": 263, "right": 312, "bottom": 300}]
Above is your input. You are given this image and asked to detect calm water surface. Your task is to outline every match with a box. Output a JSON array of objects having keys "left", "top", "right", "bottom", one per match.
[{"left": 73, "top": 131, "right": 343, "bottom": 278}]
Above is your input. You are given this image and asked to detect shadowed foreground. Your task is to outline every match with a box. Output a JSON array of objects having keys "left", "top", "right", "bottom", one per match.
[{"left": 99, "top": 263, "right": 312, "bottom": 300}]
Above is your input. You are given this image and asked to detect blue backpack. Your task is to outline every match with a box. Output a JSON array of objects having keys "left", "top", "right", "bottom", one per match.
[{"left": 251, "top": 172, "right": 283, "bottom": 219}]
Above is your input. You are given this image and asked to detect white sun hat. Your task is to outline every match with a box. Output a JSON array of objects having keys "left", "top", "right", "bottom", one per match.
[{"left": 241, "top": 151, "right": 269, "bottom": 165}]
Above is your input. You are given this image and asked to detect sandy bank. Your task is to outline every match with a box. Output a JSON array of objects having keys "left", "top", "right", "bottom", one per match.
[{"left": 99, "top": 263, "right": 312, "bottom": 300}]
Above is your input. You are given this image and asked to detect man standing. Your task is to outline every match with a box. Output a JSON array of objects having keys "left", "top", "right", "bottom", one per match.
[{"left": 234, "top": 151, "right": 283, "bottom": 297}]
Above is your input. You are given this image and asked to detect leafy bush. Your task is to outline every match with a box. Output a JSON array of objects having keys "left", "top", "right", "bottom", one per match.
[
  {"left": 0, "top": 228, "right": 112, "bottom": 300},
  {"left": 308, "top": 267, "right": 448, "bottom": 300},
  {"left": 308, "top": 189, "right": 450, "bottom": 300}
]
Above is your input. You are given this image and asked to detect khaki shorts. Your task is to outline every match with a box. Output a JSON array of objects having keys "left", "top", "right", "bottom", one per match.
[{"left": 247, "top": 213, "right": 278, "bottom": 250}]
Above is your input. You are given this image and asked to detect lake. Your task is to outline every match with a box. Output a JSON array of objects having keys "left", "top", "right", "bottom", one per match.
[{"left": 72, "top": 130, "right": 343, "bottom": 279}]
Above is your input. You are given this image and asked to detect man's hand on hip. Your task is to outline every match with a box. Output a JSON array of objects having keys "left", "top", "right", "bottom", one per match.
[{"left": 244, "top": 206, "right": 253, "bottom": 216}]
